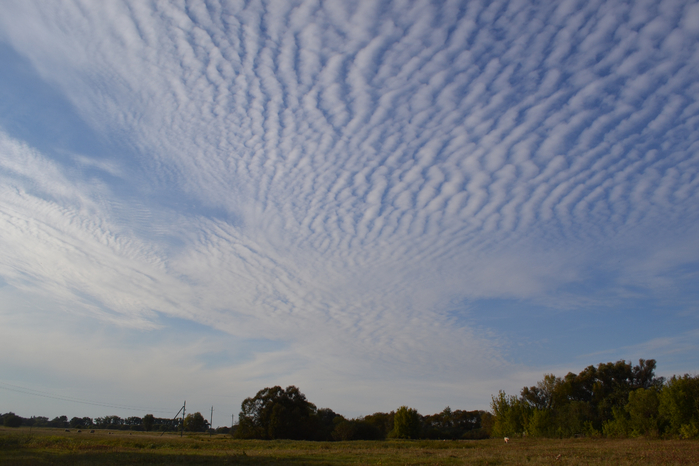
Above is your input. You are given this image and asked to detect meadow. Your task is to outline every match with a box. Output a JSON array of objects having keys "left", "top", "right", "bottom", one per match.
[{"left": 1, "top": 427, "right": 697, "bottom": 465}]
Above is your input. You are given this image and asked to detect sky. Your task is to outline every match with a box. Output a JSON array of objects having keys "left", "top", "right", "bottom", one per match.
[{"left": 0, "top": 0, "right": 698, "bottom": 424}]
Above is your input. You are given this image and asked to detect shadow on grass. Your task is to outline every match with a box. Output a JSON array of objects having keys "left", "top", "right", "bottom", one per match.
[{"left": 1, "top": 449, "right": 339, "bottom": 465}]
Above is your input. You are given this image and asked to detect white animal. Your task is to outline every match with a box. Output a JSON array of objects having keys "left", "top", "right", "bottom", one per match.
[{"left": 504, "top": 437, "right": 509, "bottom": 443}]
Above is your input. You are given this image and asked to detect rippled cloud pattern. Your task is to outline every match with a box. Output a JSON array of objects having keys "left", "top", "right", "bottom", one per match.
[{"left": 0, "top": 0, "right": 698, "bottom": 416}]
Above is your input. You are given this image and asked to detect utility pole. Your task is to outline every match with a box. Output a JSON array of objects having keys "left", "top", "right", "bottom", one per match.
[
  {"left": 181, "top": 401, "right": 186, "bottom": 438},
  {"left": 210, "top": 406, "right": 214, "bottom": 437}
]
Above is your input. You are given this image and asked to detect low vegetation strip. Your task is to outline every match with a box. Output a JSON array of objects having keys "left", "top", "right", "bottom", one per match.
[{"left": 1, "top": 428, "right": 698, "bottom": 465}]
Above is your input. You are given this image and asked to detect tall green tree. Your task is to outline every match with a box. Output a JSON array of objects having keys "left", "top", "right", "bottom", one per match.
[
  {"left": 390, "top": 406, "right": 421, "bottom": 439},
  {"left": 235, "top": 385, "right": 318, "bottom": 440},
  {"left": 490, "top": 391, "right": 529, "bottom": 437}
]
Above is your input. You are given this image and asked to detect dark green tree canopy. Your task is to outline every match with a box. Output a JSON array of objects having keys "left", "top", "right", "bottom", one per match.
[
  {"left": 3, "top": 412, "right": 23, "bottom": 428},
  {"left": 235, "top": 385, "right": 318, "bottom": 440},
  {"left": 363, "top": 412, "right": 394, "bottom": 436},
  {"left": 69, "top": 417, "right": 84, "bottom": 429},
  {"left": 184, "top": 412, "right": 209, "bottom": 432}
]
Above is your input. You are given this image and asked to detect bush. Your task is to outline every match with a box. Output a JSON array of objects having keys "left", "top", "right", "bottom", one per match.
[{"left": 679, "top": 423, "right": 698, "bottom": 439}]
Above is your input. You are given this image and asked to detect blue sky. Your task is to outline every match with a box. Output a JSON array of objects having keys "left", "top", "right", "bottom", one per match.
[{"left": 0, "top": 0, "right": 698, "bottom": 424}]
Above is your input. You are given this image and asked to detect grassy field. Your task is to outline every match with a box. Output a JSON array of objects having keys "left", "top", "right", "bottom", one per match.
[{"left": 1, "top": 427, "right": 698, "bottom": 465}]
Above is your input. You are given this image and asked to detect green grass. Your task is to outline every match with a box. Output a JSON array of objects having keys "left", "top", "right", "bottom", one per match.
[{"left": 1, "top": 427, "right": 698, "bottom": 465}]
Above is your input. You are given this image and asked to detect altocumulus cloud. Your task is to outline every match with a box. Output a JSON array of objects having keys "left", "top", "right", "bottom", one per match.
[{"left": 0, "top": 0, "right": 698, "bottom": 417}]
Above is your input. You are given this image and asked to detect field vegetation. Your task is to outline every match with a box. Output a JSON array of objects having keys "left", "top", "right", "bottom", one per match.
[{"left": 1, "top": 426, "right": 698, "bottom": 465}]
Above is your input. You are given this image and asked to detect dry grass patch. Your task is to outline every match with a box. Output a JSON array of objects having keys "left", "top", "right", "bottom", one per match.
[{"left": 1, "top": 427, "right": 698, "bottom": 465}]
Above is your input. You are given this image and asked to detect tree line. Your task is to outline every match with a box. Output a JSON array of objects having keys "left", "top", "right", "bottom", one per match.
[
  {"left": 231, "top": 385, "right": 490, "bottom": 441},
  {"left": 0, "top": 412, "right": 222, "bottom": 433},
  {"left": 3, "top": 358, "right": 697, "bottom": 440},
  {"left": 230, "top": 359, "right": 698, "bottom": 440}
]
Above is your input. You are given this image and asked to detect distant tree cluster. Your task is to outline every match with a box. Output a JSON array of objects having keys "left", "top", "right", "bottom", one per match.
[
  {"left": 491, "top": 359, "right": 699, "bottom": 439},
  {"left": 0, "top": 414, "right": 74, "bottom": 429},
  {"left": 232, "top": 385, "right": 489, "bottom": 441}
]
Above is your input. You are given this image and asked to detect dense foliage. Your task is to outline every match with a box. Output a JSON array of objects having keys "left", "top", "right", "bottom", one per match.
[
  {"left": 491, "top": 359, "right": 699, "bottom": 439},
  {"left": 234, "top": 386, "right": 320, "bottom": 440}
]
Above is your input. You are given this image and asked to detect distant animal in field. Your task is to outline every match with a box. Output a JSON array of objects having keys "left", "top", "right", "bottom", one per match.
[
  {"left": 504, "top": 437, "right": 509, "bottom": 443},
  {"left": 64, "top": 429, "right": 70, "bottom": 432},
  {"left": 90, "top": 430, "right": 95, "bottom": 433}
]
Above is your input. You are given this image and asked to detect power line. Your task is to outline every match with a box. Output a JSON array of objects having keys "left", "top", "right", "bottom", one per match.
[{"left": 0, "top": 380, "right": 173, "bottom": 414}]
